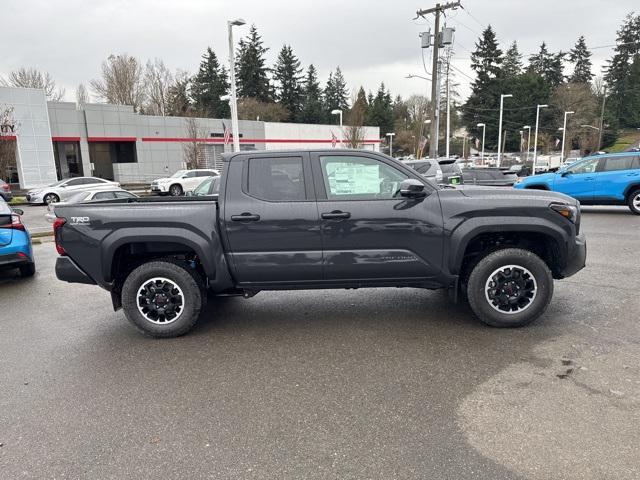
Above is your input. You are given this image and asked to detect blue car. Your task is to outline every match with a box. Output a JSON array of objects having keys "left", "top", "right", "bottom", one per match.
[
  {"left": 0, "top": 200, "right": 36, "bottom": 277},
  {"left": 514, "top": 152, "right": 640, "bottom": 215}
]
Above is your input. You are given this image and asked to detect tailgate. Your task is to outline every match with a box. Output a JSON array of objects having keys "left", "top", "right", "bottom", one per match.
[{"left": 0, "top": 214, "right": 13, "bottom": 246}]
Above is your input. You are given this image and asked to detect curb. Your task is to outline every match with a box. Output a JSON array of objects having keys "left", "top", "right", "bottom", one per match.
[{"left": 31, "top": 231, "right": 53, "bottom": 239}]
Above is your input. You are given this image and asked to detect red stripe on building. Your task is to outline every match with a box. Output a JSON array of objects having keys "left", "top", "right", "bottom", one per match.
[
  {"left": 52, "top": 136, "right": 81, "bottom": 142},
  {"left": 0, "top": 135, "right": 17, "bottom": 141},
  {"left": 141, "top": 137, "right": 381, "bottom": 144},
  {"left": 87, "top": 137, "right": 137, "bottom": 142}
]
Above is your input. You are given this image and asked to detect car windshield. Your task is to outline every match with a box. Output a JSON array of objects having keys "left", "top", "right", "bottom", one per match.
[
  {"left": 193, "top": 177, "right": 213, "bottom": 195},
  {"left": 66, "top": 191, "right": 92, "bottom": 203},
  {"left": 170, "top": 170, "right": 187, "bottom": 178},
  {"left": 48, "top": 179, "right": 68, "bottom": 187},
  {"left": 440, "top": 162, "right": 461, "bottom": 174},
  {"left": 408, "top": 162, "right": 437, "bottom": 175}
]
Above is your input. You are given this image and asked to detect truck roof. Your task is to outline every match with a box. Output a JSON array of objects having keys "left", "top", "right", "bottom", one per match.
[{"left": 221, "top": 149, "right": 385, "bottom": 162}]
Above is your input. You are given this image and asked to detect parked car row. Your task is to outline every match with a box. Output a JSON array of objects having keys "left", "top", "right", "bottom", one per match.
[
  {"left": 26, "top": 177, "right": 120, "bottom": 205},
  {"left": 151, "top": 169, "right": 219, "bottom": 196},
  {"left": 402, "top": 158, "right": 519, "bottom": 187},
  {"left": 0, "top": 199, "right": 35, "bottom": 278}
]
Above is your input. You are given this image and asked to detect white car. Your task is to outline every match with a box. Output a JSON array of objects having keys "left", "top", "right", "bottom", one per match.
[
  {"left": 45, "top": 189, "right": 138, "bottom": 222},
  {"left": 150, "top": 169, "right": 219, "bottom": 196},
  {"left": 26, "top": 177, "right": 120, "bottom": 205}
]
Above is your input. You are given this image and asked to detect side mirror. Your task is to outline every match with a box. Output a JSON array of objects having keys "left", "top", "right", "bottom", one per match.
[
  {"left": 185, "top": 191, "right": 193, "bottom": 196},
  {"left": 12, "top": 208, "right": 24, "bottom": 215},
  {"left": 561, "top": 170, "right": 571, "bottom": 177},
  {"left": 400, "top": 179, "right": 427, "bottom": 198}
]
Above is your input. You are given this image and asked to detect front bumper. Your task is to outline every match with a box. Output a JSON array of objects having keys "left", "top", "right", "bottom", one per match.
[
  {"left": 55, "top": 256, "right": 97, "bottom": 285},
  {"left": 559, "top": 232, "right": 587, "bottom": 278},
  {"left": 26, "top": 193, "right": 44, "bottom": 204},
  {"left": 151, "top": 183, "right": 169, "bottom": 193}
]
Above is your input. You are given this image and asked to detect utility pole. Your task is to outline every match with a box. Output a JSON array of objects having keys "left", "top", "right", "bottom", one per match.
[
  {"left": 597, "top": 86, "right": 606, "bottom": 152},
  {"left": 445, "top": 48, "right": 451, "bottom": 158},
  {"left": 416, "top": 1, "right": 461, "bottom": 159}
]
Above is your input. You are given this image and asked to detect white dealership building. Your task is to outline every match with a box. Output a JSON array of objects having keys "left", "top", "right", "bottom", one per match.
[{"left": 0, "top": 86, "right": 381, "bottom": 189}]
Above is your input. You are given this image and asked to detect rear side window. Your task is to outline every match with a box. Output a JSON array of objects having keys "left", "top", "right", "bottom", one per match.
[
  {"left": 602, "top": 156, "right": 635, "bottom": 172},
  {"left": 66, "top": 178, "right": 84, "bottom": 186},
  {"left": 93, "top": 191, "right": 116, "bottom": 200},
  {"left": 247, "top": 157, "right": 306, "bottom": 201},
  {"left": 410, "top": 162, "right": 436, "bottom": 175},
  {"left": 114, "top": 191, "right": 136, "bottom": 199}
]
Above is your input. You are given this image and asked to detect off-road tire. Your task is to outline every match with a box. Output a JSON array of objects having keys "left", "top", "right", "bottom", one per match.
[
  {"left": 121, "top": 260, "right": 204, "bottom": 337},
  {"left": 467, "top": 248, "right": 553, "bottom": 328}
]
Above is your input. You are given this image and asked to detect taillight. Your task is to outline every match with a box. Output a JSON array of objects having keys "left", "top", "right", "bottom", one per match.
[
  {"left": 53, "top": 217, "right": 66, "bottom": 255},
  {"left": 1, "top": 184, "right": 9, "bottom": 192}
]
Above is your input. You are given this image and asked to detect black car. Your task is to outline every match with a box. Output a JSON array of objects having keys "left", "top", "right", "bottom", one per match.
[{"left": 462, "top": 168, "right": 519, "bottom": 187}]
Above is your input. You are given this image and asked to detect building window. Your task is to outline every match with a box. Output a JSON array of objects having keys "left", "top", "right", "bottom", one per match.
[
  {"left": 113, "top": 142, "right": 137, "bottom": 163},
  {"left": 53, "top": 141, "right": 84, "bottom": 179}
]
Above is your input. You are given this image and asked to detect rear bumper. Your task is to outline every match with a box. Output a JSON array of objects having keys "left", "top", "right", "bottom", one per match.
[
  {"left": 0, "top": 252, "right": 31, "bottom": 269},
  {"left": 55, "top": 256, "right": 96, "bottom": 285},
  {"left": 558, "top": 232, "right": 587, "bottom": 278}
]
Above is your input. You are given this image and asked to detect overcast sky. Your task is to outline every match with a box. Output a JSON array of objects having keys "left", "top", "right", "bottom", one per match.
[{"left": 2, "top": 0, "right": 636, "bottom": 103}]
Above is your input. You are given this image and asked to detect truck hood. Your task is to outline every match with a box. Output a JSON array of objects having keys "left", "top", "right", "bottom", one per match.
[{"left": 450, "top": 184, "right": 577, "bottom": 205}]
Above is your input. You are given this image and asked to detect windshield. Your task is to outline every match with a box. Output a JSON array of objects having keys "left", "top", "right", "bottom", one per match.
[
  {"left": 409, "top": 162, "right": 437, "bottom": 175},
  {"left": 170, "top": 170, "right": 187, "bottom": 178},
  {"left": 193, "top": 177, "right": 213, "bottom": 195},
  {"left": 440, "top": 162, "right": 461, "bottom": 174},
  {"left": 48, "top": 179, "right": 68, "bottom": 187},
  {"left": 66, "top": 191, "right": 92, "bottom": 203}
]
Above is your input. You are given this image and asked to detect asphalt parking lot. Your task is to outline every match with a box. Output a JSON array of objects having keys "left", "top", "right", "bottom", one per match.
[{"left": 1, "top": 207, "right": 639, "bottom": 479}]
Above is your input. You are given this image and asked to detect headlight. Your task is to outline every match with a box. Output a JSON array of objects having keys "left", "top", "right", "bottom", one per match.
[{"left": 550, "top": 203, "right": 579, "bottom": 224}]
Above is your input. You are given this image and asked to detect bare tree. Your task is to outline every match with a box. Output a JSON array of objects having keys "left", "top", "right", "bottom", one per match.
[
  {"left": 90, "top": 54, "right": 146, "bottom": 111},
  {"left": 0, "top": 105, "right": 18, "bottom": 183},
  {"left": 1, "top": 68, "right": 65, "bottom": 101},
  {"left": 144, "top": 59, "right": 174, "bottom": 116},
  {"left": 343, "top": 96, "right": 366, "bottom": 149},
  {"left": 75, "top": 83, "right": 90, "bottom": 109},
  {"left": 182, "top": 116, "right": 204, "bottom": 170},
  {"left": 238, "top": 98, "right": 289, "bottom": 122}
]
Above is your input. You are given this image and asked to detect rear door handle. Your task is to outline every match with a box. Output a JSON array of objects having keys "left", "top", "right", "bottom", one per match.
[
  {"left": 231, "top": 213, "right": 260, "bottom": 222},
  {"left": 321, "top": 211, "right": 351, "bottom": 220}
]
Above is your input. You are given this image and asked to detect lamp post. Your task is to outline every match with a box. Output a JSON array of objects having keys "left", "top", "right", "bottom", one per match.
[
  {"left": 533, "top": 104, "right": 548, "bottom": 175},
  {"left": 497, "top": 93, "right": 512, "bottom": 167},
  {"left": 523, "top": 125, "right": 531, "bottom": 164},
  {"left": 560, "top": 110, "right": 575, "bottom": 164},
  {"left": 227, "top": 18, "right": 246, "bottom": 152},
  {"left": 386, "top": 132, "right": 395, "bottom": 157},
  {"left": 477, "top": 123, "right": 486, "bottom": 164},
  {"left": 331, "top": 109, "right": 343, "bottom": 146}
]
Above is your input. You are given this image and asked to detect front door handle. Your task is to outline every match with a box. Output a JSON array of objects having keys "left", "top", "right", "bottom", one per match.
[
  {"left": 231, "top": 212, "right": 261, "bottom": 222},
  {"left": 584, "top": 176, "right": 595, "bottom": 181},
  {"left": 321, "top": 210, "right": 351, "bottom": 220},
  {"left": 627, "top": 173, "right": 640, "bottom": 177}
]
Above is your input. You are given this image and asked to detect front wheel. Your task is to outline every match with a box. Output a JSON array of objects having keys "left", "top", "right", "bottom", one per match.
[
  {"left": 43, "top": 193, "right": 60, "bottom": 205},
  {"left": 121, "top": 260, "right": 204, "bottom": 337},
  {"left": 627, "top": 189, "right": 640, "bottom": 215},
  {"left": 466, "top": 248, "right": 553, "bottom": 328},
  {"left": 169, "top": 184, "right": 183, "bottom": 196}
]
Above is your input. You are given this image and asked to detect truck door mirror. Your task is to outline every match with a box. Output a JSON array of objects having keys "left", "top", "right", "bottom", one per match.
[{"left": 399, "top": 179, "right": 427, "bottom": 198}]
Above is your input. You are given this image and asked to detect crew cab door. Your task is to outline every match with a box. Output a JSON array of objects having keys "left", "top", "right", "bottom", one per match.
[
  {"left": 222, "top": 152, "right": 322, "bottom": 285},
  {"left": 553, "top": 156, "right": 600, "bottom": 201},
  {"left": 311, "top": 152, "right": 444, "bottom": 283},
  {"left": 594, "top": 154, "right": 640, "bottom": 201}
]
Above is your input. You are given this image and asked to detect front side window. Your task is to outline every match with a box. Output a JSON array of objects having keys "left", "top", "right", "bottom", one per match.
[
  {"left": 194, "top": 178, "right": 213, "bottom": 196},
  {"left": 567, "top": 158, "right": 599, "bottom": 174},
  {"left": 602, "top": 156, "right": 636, "bottom": 172},
  {"left": 93, "top": 191, "right": 116, "bottom": 200},
  {"left": 66, "top": 178, "right": 85, "bottom": 186},
  {"left": 320, "top": 155, "right": 408, "bottom": 200},
  {"left": 114, "top": 191, "right": 136, "bottom": 199},
  {"left": 247, "top": 157, "right": 305, "bottom": 201},
  {"left": 183, "top": 171, "right": 197, "bottom": 179}
]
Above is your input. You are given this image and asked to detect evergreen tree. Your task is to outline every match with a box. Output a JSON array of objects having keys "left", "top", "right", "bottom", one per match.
[
  {"left": 235, "top": 25, "right": 271, "bottom": 102},
  {"left": 626, "top": 54, "right": 640, "bottom": 128},
  {"left": 568, "top": 36, "right": 594, "bottom": 83},
  {"left": 604, "top": 13, "right": 640, "bottom": 128},
  {"left": 167, "top": 72, "right": 192, "bottom": 116},
  {"left": 299, "top": 64, "right": 323, "bottom": 124},
  {"left": 502, "top": 41, "right": 523, "bottom": 78},
  {"left": 190, "top": 47, "right": 230, "bottom": 117},
  {"left": 527, "top": 42, "right": 565, "bottom": 89},
  {"left": 367, "top": 83, "right": 394, "bottom": 136},
  {"left": 323, "top": 67, "right": 349, "bottom": 120},
  {"left": 462, "top": 25, "right": 504, "bottom": 149},
  {"left": 273, "top": 45, "right": 303, "bottom": 121}
]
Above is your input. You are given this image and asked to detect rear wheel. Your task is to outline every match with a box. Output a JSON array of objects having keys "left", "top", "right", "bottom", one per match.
[
  {"left": 121, "top": 260, "right": 204, "bottom": 337},
  {"left": 169, "top": 184, "right": 183, "bottom": 196},
  {"left": 43, "top": 193, "right": 59, "bottom": 204},
  {"left": 466, "top": 248, "right": 553, "bottom": 328},
  {"left": 627, "top": 188, "right": 640, "bottom": 215},
  {"left": 19, "top": 263, "right": 36, "bottom": 278}
]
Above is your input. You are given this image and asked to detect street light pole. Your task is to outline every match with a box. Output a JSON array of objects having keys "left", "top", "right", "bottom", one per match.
[
  {"left": 477, "top": 123, "right": 486, "bottom": 164},
  {"left": 497, "top": 94, "right": 512, "bottom": 167},
  {"left": 386, "top": 132, "right": 395, "bottom": 157},
  {"left": 560, "top": 110, "right": 575, "bottom": 163},
  {"left": 533, "top": 104, "right": 548, "bottom": 175},
  {"left": 523, "top": 125, "right": 531, "bottom": 164},
  {"left": 227, "top": 18, "right": 246, "bottom": 152},
  {"left": 331, "top": 109, "right": 343, "bottom": 146}
]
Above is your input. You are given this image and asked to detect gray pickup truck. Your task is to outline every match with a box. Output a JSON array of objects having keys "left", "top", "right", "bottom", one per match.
[{"left": 54, "top": 149, "right": 586, "bottom": 337}]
